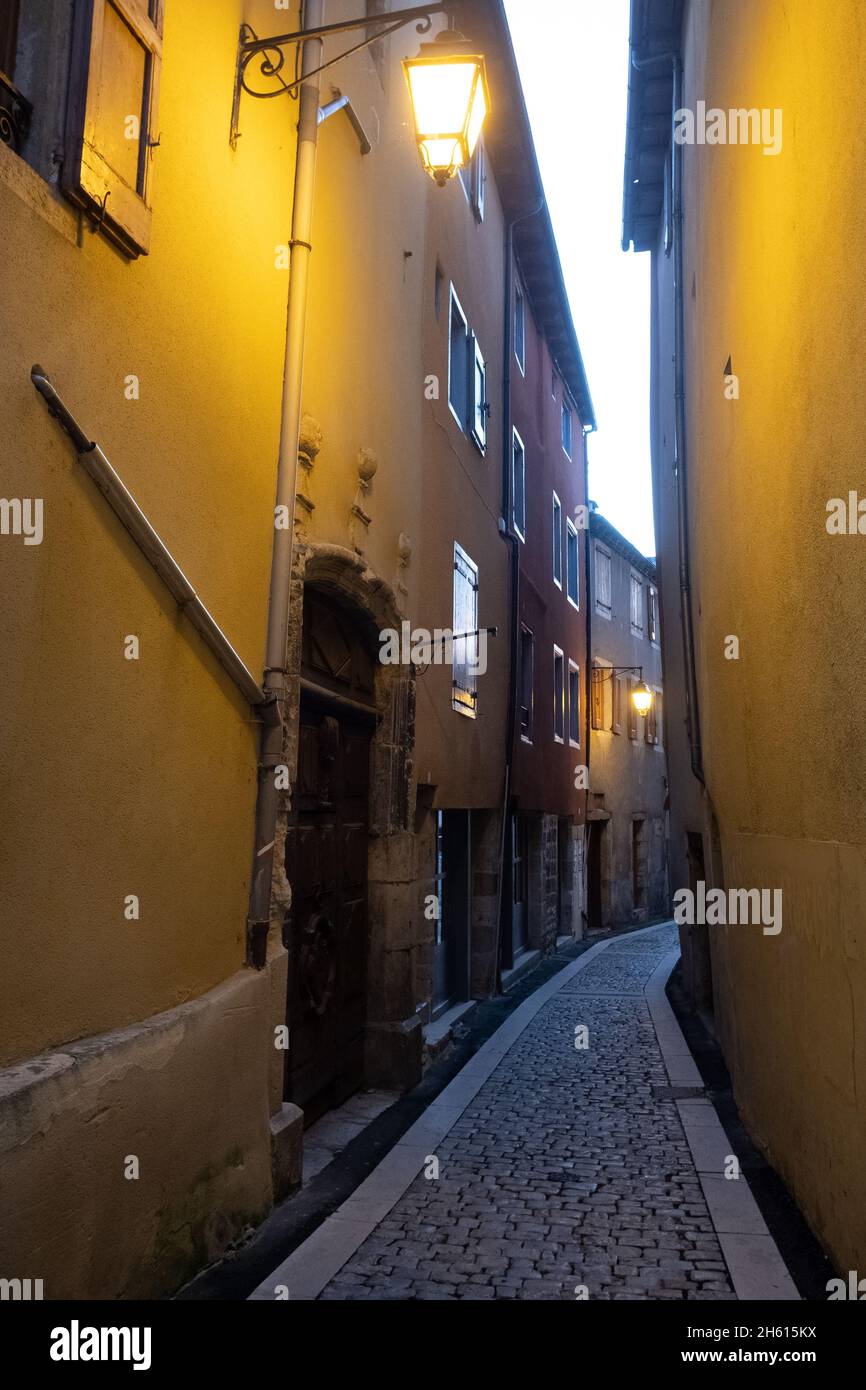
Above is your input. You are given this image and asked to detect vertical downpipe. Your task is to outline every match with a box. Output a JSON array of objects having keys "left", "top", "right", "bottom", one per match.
[{"left": 248, "top": 1, "right": 325, "bottom": 967}]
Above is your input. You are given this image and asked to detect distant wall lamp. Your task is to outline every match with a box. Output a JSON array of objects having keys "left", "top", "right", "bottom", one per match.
[{"left": 592, "top": 666, "right": 654, "bottom": 716}]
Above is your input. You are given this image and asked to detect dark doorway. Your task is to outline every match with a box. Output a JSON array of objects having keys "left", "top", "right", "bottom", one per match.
[
  {"left": 432, "top": 809, "right": 470, "bottom": 1016},
  {"left": 284, "top": 589, "right": 377, "bottom": 1125},
  {"left": 587, "top": 819, "right": 605, "bottom": 931},
  {"left": 510, "top": 812, "right": 529, "bottom": 962}
]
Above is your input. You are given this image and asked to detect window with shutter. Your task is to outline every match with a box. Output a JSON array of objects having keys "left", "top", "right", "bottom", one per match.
[
  {"left": 566, "top": 520, "right": 579, "bottom": 607},
  {"left": 561, "top": 400, "right": 572, "bottom": 457},
  {"left": 591, "top": 666, "right": 605, "bottom": 731},
  {"left": 519, "top": 625, "right": 534, "bottom": 740},
  {"left": 595, "top": 544, "right": 612, "bottom": 618},
  {"left": 448, "top": 286, "right": 469, "bottom": 429},
  {"left": 514, "top": 280, "right": 525, "bottom": 373},
  {"left": 553, "top": 647, "right": 565, "bottom": 743},
  {"left": 627, "top": 678, "right": 638, "bottom": 740},
  {"left": 630, "top": 573, "right": 643, "bottom": 634},
  {"left": 552, "top": 493, "right": 562, "bottom": 587},
  {"left": 470, "top": 333, "right": 487, "bottom": 453},
  {"left": 63, "top": 0, "right": 164, "bottom": 258},
  {"left": 568, "top": 661, "right": 580, "bottom": 747},
  {"left": 612, "top": 673, "right": 623, "bottom": 735},
  {"left": 512, "top": 429, "right": 525, "bottom": 539},
  {"left": 648, "top": 586, "right": 659, "bottom": 643},
  {"left": 452, "top": 543, "right": 478, "bottom": 717}
]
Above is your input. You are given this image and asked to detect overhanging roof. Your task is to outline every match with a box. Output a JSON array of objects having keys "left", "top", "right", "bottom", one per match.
[
  {"left": 463, "top": 0, "right": 596, "bottom": 429},
  {"left": 621, "top": 0, "right": 683, "bottom": 252}
]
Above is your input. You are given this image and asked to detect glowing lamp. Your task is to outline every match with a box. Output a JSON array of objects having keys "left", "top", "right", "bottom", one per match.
[
  {"left": 403, "top": 29, "right": 490, "bottom": 187},
  {"left": 632, "top": 681, "right": 653, "bottom": 716}
]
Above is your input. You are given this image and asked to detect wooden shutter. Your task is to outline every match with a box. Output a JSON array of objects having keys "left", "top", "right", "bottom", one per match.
[
  {"left": 591, "top": 667, "right": 604, "bottom": 731},
  {"left": 627, "top": 678, "right": 638, "bottom": 739},
  {"left": 63, "top": 0, "right": 164, "bottom": 258},
  {"left": 612, "top": 673, "right": 623, "bottom": 735},
  {"left": 452, "top": 545, "right": 478, "bottom": 715},
  {"left": 596, "top": 545, "right": 611, "bottom": 615}
]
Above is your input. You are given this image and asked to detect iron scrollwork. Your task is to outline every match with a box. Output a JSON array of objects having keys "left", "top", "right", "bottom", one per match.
[{"left": 0, "top": 72, "right": 32, "bottom": 154}]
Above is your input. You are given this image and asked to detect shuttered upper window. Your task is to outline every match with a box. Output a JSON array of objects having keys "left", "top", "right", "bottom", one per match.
[
  {"left": 552, "top": 493, "right": 562, "bottom": 587},
  {"left": 512, "top": 429, "right": 526, "bottom": 540},
  {"left": 452, "top": 543, "right": 478, "bottom": 717},
  {"left": 566, "top": 519, "right": 579, "bottom": 607},
  {"left": 630, "top": 573, "right": 644, "bottom": 634},
  {"left": 63, "top": 0, "right": 164, "bottom": 258},
  {"left": 595, "top": 543, "right": 612, "bottom": 618}
]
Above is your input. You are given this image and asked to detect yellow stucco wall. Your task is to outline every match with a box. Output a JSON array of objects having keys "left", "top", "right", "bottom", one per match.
[
  {"left": 681, "top": 0, "right": 866, "bottom": 1269},
  {"left": 0, "top": 0, "right": 299, "bottom": 1066}
]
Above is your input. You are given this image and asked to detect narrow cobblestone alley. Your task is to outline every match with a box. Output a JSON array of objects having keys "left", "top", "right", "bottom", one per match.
[{"left": 252, "top": 924, "right": 795, "bottom": 1302}]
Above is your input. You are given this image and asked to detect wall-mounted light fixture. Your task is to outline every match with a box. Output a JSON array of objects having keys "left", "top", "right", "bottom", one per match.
[
  {"left": 591, "top": 666, "right": 654, "bottom": 716},
  {"left": 231, "top": 1, "right": 489, "bottom": 181},
  {"left": 402, "top": 29, "right": 490, "bottom": 185}
]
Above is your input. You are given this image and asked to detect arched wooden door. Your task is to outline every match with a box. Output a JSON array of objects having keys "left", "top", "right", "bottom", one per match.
[{"left": 284, "top": 589, "right": 376, "bottom": 1123}]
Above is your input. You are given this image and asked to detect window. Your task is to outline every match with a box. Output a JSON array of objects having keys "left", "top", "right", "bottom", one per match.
[
  {"left": 61, "top": 0, "right": 165, "bottom": 257},
  {"left": 514, "top": 279, "right": 525, "bottom": 373},
  {"left": 612, "top": 672, "right": 624, "bottom": 735},
  {"left": 512, "top": 429, "right": 526, "bottom": 540},
  {"left": 449, "top": 286, "right": 469, "bottom": 429},
  {"left": 552, "top": 493, "right": 562, "bottom": 587},
  {"left": 595, "top": 543, "right": 612, "bottom": 619},
  {"left": 648, "top": 586, "right": 659, "bottom": 643},
  {"left": 590, "top": 664, "right": 610, "bottom": 731},
  {"left": 452, "top": 543, "right": 478, "bottom": 718},
  {"left": 566, "top": 520, "right": 579, "bottom": 607},
  {"left": 568, "top": 661, "right": 580, "bottom": 747},
  {"left": 449, "top": 285, "right": 486, "bottom": 449},
  {"left": 553, "top": 647, "right": 565, "bottom": 743},
  {"left": 562, "top": 400, "right": 572, "bottom": 457},
  {"left": 627, "top": 677, "right": 638, "bottom": 740},
  {"left": 630, "top": 573, "right": 644, "bottom": 634},
  {"left": 519, "top": 626, "right": 534, "bottom": 741},
  {"left": 459, "top": 137, "right": 485, "bottom": 220},
  {"left": 470, "top": 333, "right": 488, "bottom": 453},
  {"left": 645, "top": 688, "right": 661, "bottom": 746}
]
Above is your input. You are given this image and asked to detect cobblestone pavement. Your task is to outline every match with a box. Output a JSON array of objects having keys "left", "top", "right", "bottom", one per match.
[{"left": 320, "top": 925, "right": 735, "bottom": 1300}]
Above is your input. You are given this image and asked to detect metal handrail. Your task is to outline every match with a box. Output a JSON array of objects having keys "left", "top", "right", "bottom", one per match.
[{"left": 30, "top": 366, "right": 270, "bottom": 713}]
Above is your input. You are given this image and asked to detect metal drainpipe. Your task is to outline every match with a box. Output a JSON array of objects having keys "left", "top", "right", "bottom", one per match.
[
  {"left": 492, "top": 199, "right": 544, "bottom": 994},
  {"left": 247, "top": 0, "right": 325, "bottom": 968},
  {"left": 631, "top": 46, "right": 704, "bottom": 786}
]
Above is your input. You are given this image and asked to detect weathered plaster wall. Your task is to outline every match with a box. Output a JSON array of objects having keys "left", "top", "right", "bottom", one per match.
[
  {"left": 0, "top": 969, "right": 273, "bottom": 1299},
  {"left": 663, "top": 0, "right": 866, "bottom": 1270},
  {"left": 0, "top": 0, "right": 297, "bottom": 1064}
]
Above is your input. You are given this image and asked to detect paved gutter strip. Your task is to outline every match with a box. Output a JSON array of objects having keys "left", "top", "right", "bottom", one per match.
[{"left": 645, "top": 951, "right": 800, "bottom": 1301}]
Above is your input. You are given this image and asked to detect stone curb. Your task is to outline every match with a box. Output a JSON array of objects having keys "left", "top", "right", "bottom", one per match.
[{"left": 645, "top": 947, "right": 800, "bottom": 1301}]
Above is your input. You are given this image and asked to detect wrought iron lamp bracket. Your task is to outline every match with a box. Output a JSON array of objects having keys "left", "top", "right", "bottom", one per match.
[
  {"left": 230, "top": 1, "right": 461, "bottom": 147},
  {"left": 591, "top": 665, "right": 644, "bottom": 682}
]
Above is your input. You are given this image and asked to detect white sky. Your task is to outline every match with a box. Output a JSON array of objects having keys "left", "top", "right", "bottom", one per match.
[{"left": 503, "top": 0, "right": 655, "bottom": 557}]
